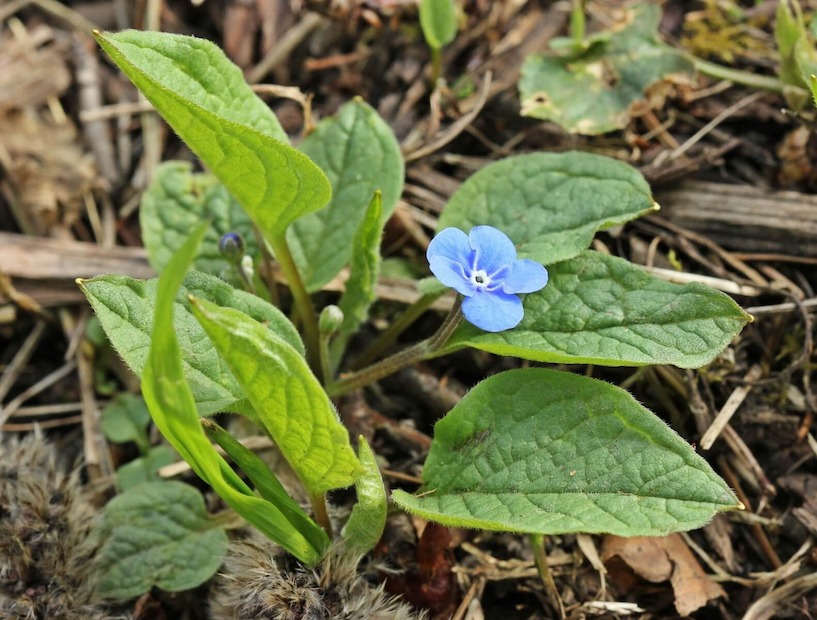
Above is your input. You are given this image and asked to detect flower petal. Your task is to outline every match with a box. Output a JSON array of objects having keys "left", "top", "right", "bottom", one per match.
[
  {"left": 469, "top": 226, "right": 517, "bottom": 274},
  {"left": 427, "top": 227, "right": 472, "bottom": 265},
  {"left": 462, "top": 289, "right": 523, "bottom": 332},
  {"left": 500, "top": 259, "right": 549, "bottom": 294},
  {"left": 429, "top": 256, "right": 476, "bottom": 296}
]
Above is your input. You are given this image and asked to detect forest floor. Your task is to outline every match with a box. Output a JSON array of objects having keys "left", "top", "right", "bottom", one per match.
[{"left": 1, "top": 1, "right": 817, "bottom": 618}]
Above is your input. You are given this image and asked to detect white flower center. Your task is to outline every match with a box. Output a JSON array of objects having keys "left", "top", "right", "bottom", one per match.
[{"left": 470, "top": 269, "right": 491, "bottom": 288}]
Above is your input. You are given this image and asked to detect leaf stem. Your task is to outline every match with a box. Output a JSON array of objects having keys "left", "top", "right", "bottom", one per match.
[
  {"left": 327, "top": 297, "right": 462, "bottom": 397},
  {"left": 692, "top": 57, "right": 796, "bottom": 95},
  {"left": 430, "top": 47, "right": 443, "bottom": 86},
  {"left": 570, "top": 0, "right": 585, "bottom": 43},
  {"left": 350, "top": 291, "right": 445, "bottom": 371},
  {"left": 309, "top": 491, "right": 332, "bottom": 538},
  {"left": 270, "top": 234, "right": 322, "bottom": 381},
  {"left": 530, "top": 534, "right": 565, "bottom": 619}
]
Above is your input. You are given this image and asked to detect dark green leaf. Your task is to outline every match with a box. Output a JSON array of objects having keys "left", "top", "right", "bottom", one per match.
[{"left": 393, "top": 369, "right": 740, "bottom": 535}]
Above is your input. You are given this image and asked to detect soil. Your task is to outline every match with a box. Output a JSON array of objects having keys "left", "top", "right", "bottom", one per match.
[{"left": 1, "top": 1, "right": 817, "bottom": 619}]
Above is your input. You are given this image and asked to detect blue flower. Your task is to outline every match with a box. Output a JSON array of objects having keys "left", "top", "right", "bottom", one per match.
[{"left": 427, "top": 226, "right": 548, "bottom": 332}]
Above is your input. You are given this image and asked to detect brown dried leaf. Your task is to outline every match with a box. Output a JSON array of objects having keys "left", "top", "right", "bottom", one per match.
[{"left": 601, "top": 533, "right": 726, "bottom": 616}]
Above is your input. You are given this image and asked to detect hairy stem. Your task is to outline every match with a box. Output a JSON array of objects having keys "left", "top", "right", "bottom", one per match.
[
  {"left": 270, "top": 234, "right": 322, "bottom": 381},
  {"left": 309, "top": 491, "right": 332, "bottom": 538},
  {"left": 351, "top": 291, "right": 445, "bottom": 371},
  {"left": 530, "top": 534, "right": 565, "bottom": 619},
  {"left": 327, "top": 297, "right": 462, "bottom": 397}
]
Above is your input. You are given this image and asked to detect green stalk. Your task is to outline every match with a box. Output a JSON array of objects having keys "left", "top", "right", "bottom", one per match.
[
  {"left": 327, "top": 297, "right": 462, "bottom": 397},
  {"left": 350, "top": 291, "right": 444, "bottom": 371},
  {"left": 692, "top": 57, "right": 795, "bottom": 94},
  {"left": 570, "top": 0, "right": 586, "bottom": 44},
  {"left": 309, "top": 491, "right": 332, "bottom": 538},
  {"left": 269, "top": 234, "right": 322, "bottom": 381},
  {"left": 530, "top": 534, "right": 565, "bottom": 618}
]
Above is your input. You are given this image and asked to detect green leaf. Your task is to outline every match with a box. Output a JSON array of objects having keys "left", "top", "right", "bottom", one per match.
[
  {"left": 518, "top": 4, "right": 693, "bottom": 134},
  {"left": 330, "top": 191, "right": 383, "bottom": 367},
  {"left": 288, "top": 99, "right": 403, "bottom": 291},
  {"left": 190, "top": 297, "right": 362, "bottom": 494},
  {"left": 91, "top": 480, "right": 228, "bottom": 599},
  {"left": 141, "top": 161, "right": 258, "bottom": 275},
  {"left": 393, "top": 369, "right": 740, "bottom": 536},
  {"left": 80, "top": 270, "right": 303, "bottom": 415},
  {"left": 437, "top": 152, "right": 656, "bottom": 265},
  {"left": 95, "top": 30, "right": 331, "bottom": 238},
  {"left": 116, "top": 445, "right": 176, "bottom": 491},
  {"left": 342, "top": 436, "right": 387, "bottom": 555},
  {"left": 441, "top": 251, "right": 750, "bottom": 368},
  {"left": 141, "top": 223, "right": 326, "bottom": 566},
  {"left": 201, "top": 418, "right": 328, "bottom": 553},
  {"left": 100, "top": 393, "right": 151, "bottom": 452},
  {"left": 420, "top": 0, "right": 458, "bottom": 50}
]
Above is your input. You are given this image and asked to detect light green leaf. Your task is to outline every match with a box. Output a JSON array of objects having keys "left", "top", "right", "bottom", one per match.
[
  {"left": 141, "top": 161, "right": 257, "bottom": 275},
  {"left": 100, "top": 393, "right": 150, "bottom": 452},
  {"left": 95, "top": 30, "right": 330, "bottom": 238},
  {"left": 330, "top": 191, "right": 383, "bottom": 367},
  {"left": 437, "top": 152, "right": 656, "bottom": 265},
  {"left": 91, "top": 480, "right": 228, "bottom": 599},
  {"left": 202, "top": 418, "right": 328, "bottom": 553},
  {"left": 393, "top": 369, "right": 740, "bottom": 536},
  {"left": 141, "top": 222, "right": 325, "bottom": 566},
  {"left": 420, "top": 0, "right": 458, "bottom": 50},
  {"left": 342, "top": 436, "right": 387, "bottom": 555},
  {"left": 80, "top": 270, "right": 303, "bottom": 415},
  {"left": 519, "top": 4, "right": 693, "bottom": 134},
  {"left": 116, "top": 445, "right": 176, "bottom": 491},
  {"left": 190, "top": 297, "right": 362, "bottom": 494},
  {"left": 288, "top": 99, "right": 403, "bottom": 291},
  {"left": 441, "top": 251, "right": 750, "bottom": 368}
]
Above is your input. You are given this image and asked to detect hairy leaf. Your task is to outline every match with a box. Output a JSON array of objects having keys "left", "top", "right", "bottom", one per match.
[
  {"left": 441, "top": 251, "right": 750, "bottom": 368},
  {"left": 437, "top": 152, "right": 656, "bottom": 265},
  {"left": 394, "top": 369, "right": 740, "bottom": 535},
  {"left": 191, "top": 298, "right": 361, "bottom": 493},
  {"left": 91, "top": 481, "right": 228, "bottom": 599},
  {"left": 80, "top": 270, "right": 302, "bottom": 415},
  {"left": 342, "top": 437, "right": 387, "bottom": 555},
  {"left": 288, "top": 99, "right": 403, "bottom": 291}
]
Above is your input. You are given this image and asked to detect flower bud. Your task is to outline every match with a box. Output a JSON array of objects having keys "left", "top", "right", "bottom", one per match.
[
  {"left": 218, "top": 232, "right": 245, "bottom": 264},
  {"left": 319, "top": 305, "right": 344, "bottom": 335}
]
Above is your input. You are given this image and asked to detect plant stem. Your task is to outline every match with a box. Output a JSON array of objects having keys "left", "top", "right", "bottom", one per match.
[
  {"left": 309, "top": 491, "right": 332, "bottom": 538},
  {"left": 270, "top": 233, "right": 322, "bottom": 381},
  {"left": 350, "top": 291, "right": 444, "bottom": 372},
  {"left": 570, "top": 0, "right": 585, "bottom": 44},
  {"left": 692, "top": 57, "right": 795, "bottom": 95},
  {"left": 430, "top": 46, "right": 443, "bottom": 86},
  {"left": 530, "top": 534, "right": 565, "bottom": 619},
  {"left": 327, "top": 297, "right": 462, "bottom": 397},
  {"left": 319, "top": 326, "right": 334, "bottom": 385}
]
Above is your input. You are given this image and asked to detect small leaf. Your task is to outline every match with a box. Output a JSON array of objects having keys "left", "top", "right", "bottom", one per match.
[
  {"left": 519, "top": 4, "right": 693, "bottom": 134},
  {"left": 342, "top": 436, "right": 387, "bottom": 555},
  {"left": 100, "top": 393, "right": 151, "bottom": 451},
  {"left": 393, "top": 369, "right": 740, "bottom": 536},
  {"left": 141, "top": 223, "right": 326, "bottom": 566},
  {"left": 420, "top": 0, "right": 458, "bottom": 50},
  {"left": 95, "top": 30, "right": 330, "bottom": 238},
  {"left": 330, "top": 191, "right": 383, "bottom": 368},
  {"left": 80, "top": 270, "right": 303, "bottom": 415},
  {"left": 288, "top": 99, "right": 403, "bottom": 291},
  {"left": 437, "top": 152, "right": 656, "bottom": 265},
  {"left": 191, "top": 297, "right": 362, "bottom": 494},
  {"left": 91, "top": 481, "right": 228, "bottom": 599},
  {"left": 441, "top": 251, "right": 750, "bottom": 368},
  {"left": 116, "top": 445, "right": 176, "bottom": 491},
  {"left": 141, "top": 161, "right": 257, "bottom": 274}
]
